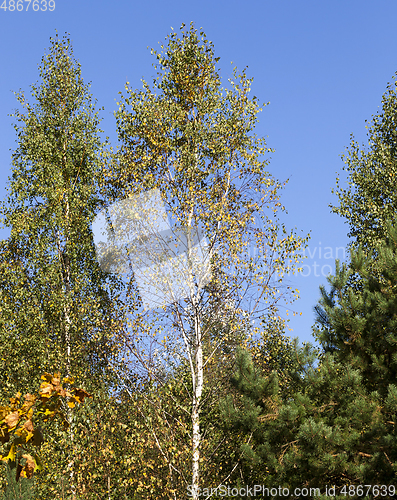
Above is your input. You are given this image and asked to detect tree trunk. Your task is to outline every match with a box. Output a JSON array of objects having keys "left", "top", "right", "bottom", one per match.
[
  {"left": 57, "top": 189, "right": 75, "bottom": 498},
  {"left": 191, "top": 322, "right": 203, "bottom": 500},
  {"left": 187, "top": 185, "right": 203, "bottom": 499}
]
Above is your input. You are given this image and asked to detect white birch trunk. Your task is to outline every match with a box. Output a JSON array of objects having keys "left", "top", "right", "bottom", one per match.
[
  {"left": 186, "top": 174, "right": 203, "bottom": 499},
  {"left": 191, "top": 319, "right": 203, "bottom": 500},
  {"left": 64, "top": 196, "right": 75, "bottom": 497},
  {"left": 57, "top": 185, "right": 75, "bottom": 497}
]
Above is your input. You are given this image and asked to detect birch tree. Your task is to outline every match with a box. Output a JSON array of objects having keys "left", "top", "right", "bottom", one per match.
[
  {"left": 101, "top": 23, "right": 308, "bottom": 498},
  {"left": 0, "top": 33, "right": 123, "bottom": 497}
]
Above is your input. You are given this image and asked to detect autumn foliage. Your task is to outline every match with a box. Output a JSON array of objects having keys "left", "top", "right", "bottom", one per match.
[{"left": 0, "top": 372, "right": 90, "bottom": 485}]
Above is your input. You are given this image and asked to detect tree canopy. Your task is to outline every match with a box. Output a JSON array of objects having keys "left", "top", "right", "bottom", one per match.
[{"left": 1, "top": 23, "right": 396, "bottom": 500}]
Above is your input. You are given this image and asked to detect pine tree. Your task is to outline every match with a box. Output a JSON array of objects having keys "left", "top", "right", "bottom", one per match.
[
  {"left": 311, "top": 221, "right": 397, "bottom": 488},
  {"left": 222, "top": 222, "right": 397, "bottom": 496},
  {"left": 0, "top": 462, "right": 35, "bottom": 500},
  {"left": 315, "top": 217, "right": 397, "bottom": 399}
]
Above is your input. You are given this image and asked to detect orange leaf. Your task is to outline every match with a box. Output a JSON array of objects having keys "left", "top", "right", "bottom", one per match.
[
  {"left": 51, "top": 372, "right": 61, "bottom": 389},
  {"left": 23, "top": 419, "right": 34, "bottom": 432},
  {"left": 21, "top": 454, "right": 35, "bottom": 479},
  {"left": 39, "top": 382, "right": 53, "bottom": 398},
  {"left": 20, "top": 394, "right": 36, "bottom": 413},
  {"left": 5, "top": 411, "right": 19, "bottom": 429}
]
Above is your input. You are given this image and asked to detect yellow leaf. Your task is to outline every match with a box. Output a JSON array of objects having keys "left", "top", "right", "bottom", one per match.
[
  {"left": 0, "top": 406, "right": 10, "bottom": 420},
  {"left": 51, "top": 372, "right": 61, "bottom": 388},
  {"left": 40, "top": 373, "right": 53, "bottom": 383},
  {"left": 1, "top": 443, "right": 16, "bottom": 462}
]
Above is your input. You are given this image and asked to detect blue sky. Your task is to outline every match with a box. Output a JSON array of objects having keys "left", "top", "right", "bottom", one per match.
[{"left": 1, "top": 0, "right": 397, "bottom": 345}]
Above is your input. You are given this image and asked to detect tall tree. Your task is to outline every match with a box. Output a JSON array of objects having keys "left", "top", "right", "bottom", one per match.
[
  {"left": 105, "top": 22, "right": 308, "bottom": 498},
  {"left": 220, "top": 67, "right": 397, "bottom": 500},
  {"left": 332, "top": 73, "right": 397, "bottom": 252},
  {"left": 222, "top": 222, "right": 397, "bottom": 495},
  {"left": 0, "top": 33, "right": 123, "bottom": 497},
  {"left": 314, "top": 219, "right": 397, "bottom": 400}
]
